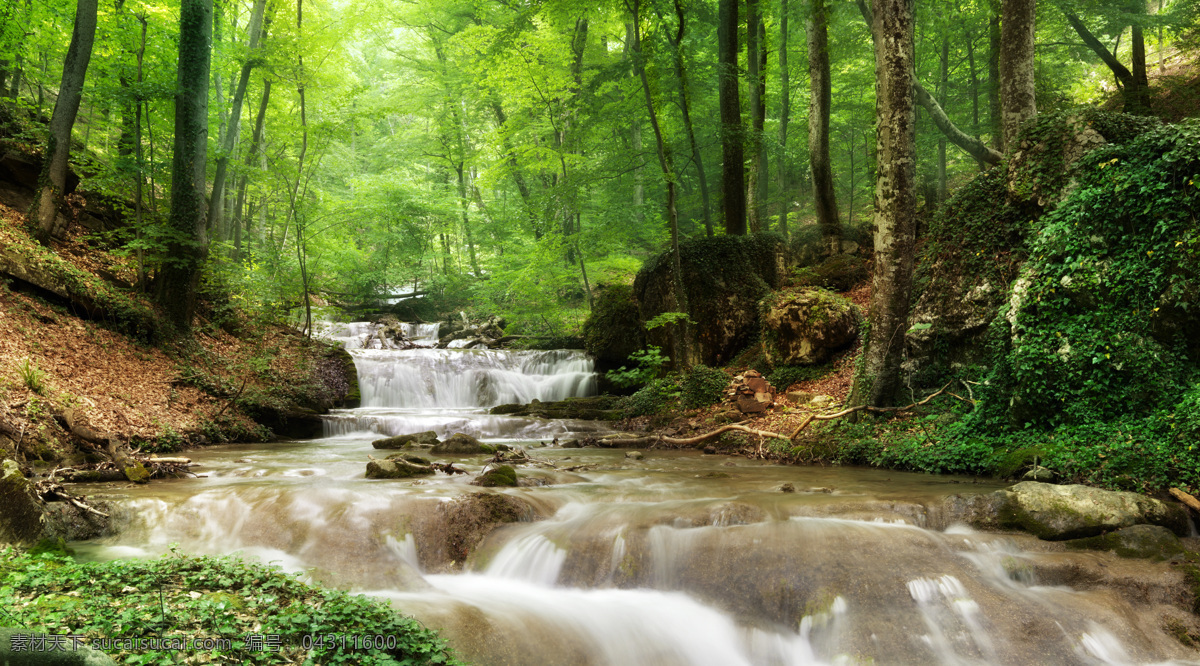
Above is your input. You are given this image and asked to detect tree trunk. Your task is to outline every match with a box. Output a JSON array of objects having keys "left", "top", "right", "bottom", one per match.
[
  {"left": 156, "top": 0, "right": 213, "bottom": 334},
  {"left": 966, "top": 31, "right": 985, "bottom": 170},
  {"left": 1060, "top": 10, "right": 1147, "bottom": 114},
  {"left": 809, "top": 0, "right": 840, "bottom": 253},
  {"left": 233, "top": 78, "right": 270, "bottom": 262},
  {"left": 937, "top": 35, "right": 948, "bottom": 201},
  {"left": 999, "top": 0, "right": 1036, "bottom": 149},
  {"left": 667, "top": 0, "right": 712, "bottom": 237},
  {"left": 456, "top": 163, "right": 482, "bottom": 277},
  {"left": 209, "top": 0, "right": 267, "bottom": 238},
  {"left": 632, "top": 0, "right": 690, "bottom": 370},
  {"left": 777, "top": 0, "right": 790, "bottom": 235},
  {"left": 1131, "top": 21, "right": 1149, "bottom": 112},
  {"left": 746, "top": 0, "right": 767, "bottom": 233},
  {"left": 28, "top": 0, "right": 98, "bottom": 243},
  {"left": 718, "top": 0, "right": 746, "bottom": 235},
  {"left": 987, "top": 0, "right": 1001, "bottom": 150},
  {"left": 850, "top": 0, "right": 916, "bottom": 408}
]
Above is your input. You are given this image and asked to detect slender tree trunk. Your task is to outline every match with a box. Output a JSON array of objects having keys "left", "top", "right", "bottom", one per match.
[
  {"left": 966, "top": 32, "right": 985, "bottom": 170},
  {"left": 156, "top": 0, "right": 213, "bottom": 333},
  {"left": 1061, "top": 10, "right": 1147, "bottom": 114},
  {"left": 624, "top": 23, "right": 646, "bottom": 222},
  {"left": 209, "top": 0, "right": 267, "bottom": 238},
  {"left": 746, "top": 0, "right": 767, "bottom": 232},
  {"left": 937, "top": 35, "right": 948, "bottom": 201},
  {"left": 632, "top": 0, "right": 690, "bottom": 370},
  {"left": 718, "top": 0, "right": 746, "bottom": 235},
  {"left": 133, "top": 13, "right": 147, "bottom": 288},
  {"left": 850, "top": 0, "right": 916, "bottom": 408},
  {"left": 6, "top": 56, "right": 22, "bottom": 98},
  {"left": 667, "top": 0, "right": 712, "bottom": 237},
  {"left": 1131, "top": 21, "right": 1149, "bottom": 111},
  {"left": 293, "top": 0, "right": 311, "bottom": 336},
  {"left": 809, "top": 0, "right": 841, "bottom": 253},
  {"left": 28, "top": 0, "right": 98, "bottom": 242},
  {"left": 987, "top": 0, "right": 1001, "bottom": 150},
  {"left": 233, "top": 78, "right": 270, "bottom": 262},
  {"left": 456, "top": 163, "right": 482, "bottom": 276},
  {"left": 999, "top": 0, "right": 1036, "bottom": 148},
  {"left": 777, "top": 0, "right": 791, "bottom": 235}
]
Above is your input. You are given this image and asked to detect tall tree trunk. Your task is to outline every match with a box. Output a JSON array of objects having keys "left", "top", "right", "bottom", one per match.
[
  {"left": 746, "top": 0, "right": 767, "bottom": 232},
  {"left": 999, "top": 0, "right": 1036, "bottom": 148},
  {"left": 632, "top": 0, "right": 690, "bottom": 370},
  {"left": 809, "top": 0, "right": 840, "bottom": 253},
  {"left": 28, "top": 0, "right": 98, "bottom": 242},
  {"left": 987, "top": 0, "right": 1001, "bottom": 150},
  {"left": 1061, "top": 10, "right": 1148, "bottom": 114},
  {"left": 666, "top": 0, "right": 712, "bottom": 237},
  {"left": 966, "top": 31, "right": 985, "bottom": 170},
  {"left": 625, "top": 23, "right": 646, "bottom": 223},
  {"left": 718, "top": 0, "right": 746, "bottom": 235},
  {"left": 1131, "top": 20, "right": 1149, "bottom": 111},
  {"left": 233, "top": 78, "right": 270, "bottom": 262},
  {"left": 133, "top": 13, "right": 148, "bottom": 288},
  {"left": 209, "top": 0, "right": 267, "bottom": 239},
  {"left": 850, "top": 0, "right": 916, "bottom": 408},
  {"left": 156, "top": 0, "right": 213, "bottom": 333},
  {"left": 293, "top": 0, "right": 311, "bottom": 337},
  {"left": 456, "top": 163, "right": 482, "bottom": 277},
  {"left": 777, "top": 0, "right": 790, "bottom": 235},
  {"left": 936, "top": 35, "right": 948, "bottom": 200}
]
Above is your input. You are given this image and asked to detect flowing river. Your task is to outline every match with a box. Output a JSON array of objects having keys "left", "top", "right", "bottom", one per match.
[{"left": 72, "top": 329, "right": 1200, "bottom": 665}]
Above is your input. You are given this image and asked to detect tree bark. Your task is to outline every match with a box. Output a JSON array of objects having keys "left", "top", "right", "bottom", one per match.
[
  {"left": 850, "top": 0, "right": 916, "bottom": 408},
  {"left": 156, "top": 0, "right": 213, "bottom": 334},
  {"left": 1061, "top": 10, "right": 1148, "bottom": 115},
  {"left": 28, "top": 0, "right": 98, "bottom": 242},
  {"left": 987, "top": 1, "right": 1001, "bottom": 150},
  {"left": 999, "top": 0, "right": 1036, "bottom": 149},
  {"left": 809, "top": 0, "right": 841, "bottom": 253},
  {"left": 937, "top": 35, "right": 948, "bottom": 201},
  {"left": 666, "top": 0, "right": 712, "bottom": 237},
  {"left": 966, "top": 30, "right": 985, "bottom": 170},
  {"left": 631, "top": 0, "right": 690, "bottom": 370},
  {"left": 233, "top": 78, "right": 270, "bottom": 261},
  {"left": 746, "top": 0, "right": 767, "bottom": 233},
  {"left": 777, "top": 0, "right": 790, "bottom": 235},
  {"left": 209, "top": 0, "right": 267, "bottom": 239},
  {"left": 718, "top": 0, "right": 746, "bottom": 235}
]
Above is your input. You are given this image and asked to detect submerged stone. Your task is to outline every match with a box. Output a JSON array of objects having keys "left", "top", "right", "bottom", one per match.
[
  {"left": 366, "top": 459, "right": 435, "bottom": 479},
  {"left": 997, "top": 481, "right": 1190, "bottom": 540},
  {"left": 373, "top": 431, "right": 440, "bottom": 449},
  {"left": 1064, "top": 525, "right": 1185, "bottom": 560}
]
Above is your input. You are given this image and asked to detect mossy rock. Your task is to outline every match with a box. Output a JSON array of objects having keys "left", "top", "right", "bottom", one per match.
[
  {"left": 473, "top": 464, "right": 518, "bottom": 487},
  {"left": 760, "top": 287, "right": 860, "bottom": 366},
  {"left": 997, "top": 482, "right": 1190, "bottom": 540},
  {"left": 802, "top": 254, "right": 869, "bottom": 292},
  {"left": 373, "top": 431, "right": 440, "bottom": 449},
  {"left": 385, "top": 453, "right": 431, "bottom": 466},
  {"left": 0, "top": 627, "right": 116, "bottom": 665},
  {"left": 431, "top": 433, "right": 486, "bottom": 454},
  {"left": 122, "top": 461, "right": 150, "bottom": 484},
  {"left": 582, "top": 284, "right": 646, "bottom": 371},
  {"left": 1, "top": 459, "right": 43, "bottom": 544},
  {"left": 1064, "top": 525, "right": 1185, "bottom": 561},
  {"left": 329, "top": 347, "right": 361, "bottom": 408},
  {"left": 365, "top": 459, "right": 435, "bottom": 479},
  {"left": 26, "top": 536, "right": 75, "bottom": 558}
]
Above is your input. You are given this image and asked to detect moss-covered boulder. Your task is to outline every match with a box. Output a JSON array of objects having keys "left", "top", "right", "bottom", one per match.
[
  {"left": 0, "top": 628, "right": 117, "bottom": 665},
  {"left": 122, "top": 460, "right": 150, "bottom": 484},
  {"left": 386, "top": 453, "right": 432, "bottom": 465},
  {"left": 0, "top": 460, "right": 43, "bottom": 544},
  {"left": 431, "top": 433, "right": 486, "bottom": 454},
  {"left": 583, "top": 284, "right": 646, "bottom": 371},
  {"left": 472, "top": 464, "right": 518, "bottom": 487},
  {"left": 996, "top": 481, "right": 1190, "bottom": 540},
  {"left": 1064, "top": 524, "right": 1185, "bottom": 560},
  {"left": 373, "top": 431, "right": 440, "bottom": 449},
  {"left": 365, "top": 458, "right": 435, "bottom": 479},
  {"left": 760, "top": 288, "right": 860, "bottom": 366},
  {"left": 489, "top": 395, "right": 622, "bottom": 420},
  {"left": 635, "top": 234, "right": 790, "bottom": 368},
  {"left": 797, "top": 254, "right": 869, "bottom": 292}
]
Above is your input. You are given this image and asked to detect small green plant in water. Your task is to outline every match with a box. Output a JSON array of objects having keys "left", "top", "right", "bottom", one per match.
[{"left": 16, "top": 358, "right": 45, "bottom": 394}]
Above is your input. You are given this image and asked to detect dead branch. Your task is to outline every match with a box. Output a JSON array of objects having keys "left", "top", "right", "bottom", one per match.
[
  {"left": 603, "top": 424, "right": 793, "bottom": 449},
  {"left": 789, "top": 383, "right": 954, "bottom": 438},
  {"left": 1170, "top": 488, "right": 1200, "bottom": 515},
  {"left": 213, "top": 377, "right": 248, "bottom": 418}
]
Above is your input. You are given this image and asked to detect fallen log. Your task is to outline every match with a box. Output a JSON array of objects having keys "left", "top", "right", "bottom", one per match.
[
  {"left": 600, "top": 424, "right": 792, "bottom": 449},
  {"left": 1169, "top": 488, "right": 1200, "bottom": 515}
]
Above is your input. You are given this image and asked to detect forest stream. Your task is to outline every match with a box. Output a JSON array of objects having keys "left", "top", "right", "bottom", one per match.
[{"left": 63, "top": 326, "right": 1198, "bottom": 665}]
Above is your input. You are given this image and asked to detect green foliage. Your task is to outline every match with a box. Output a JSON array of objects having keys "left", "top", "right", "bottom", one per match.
[
  {"left": 768, "top": 364, "right": 835, "bottom": 390},
  {"left": 644, "top": 311, "right": 693, "bottom": 330},
  {"left": 0, "top": 548, "right": 457, "bottom": 665},
  {"left": 607, "top": 346, "right": 670, "bottom": 389},
  {"left": 15, "top": 358, "right": 45, "bottom": 394},
  {"left": 679, "top": 365, "right": 729, "bottom": 409},
  {"left": 619, "top": 377, "right": 681, "bottom": 417}
]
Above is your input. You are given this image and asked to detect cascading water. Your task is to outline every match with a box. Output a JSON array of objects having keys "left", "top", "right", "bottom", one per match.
[{"left": 73, "top": 326, "right": 1200, "bottom": 665}]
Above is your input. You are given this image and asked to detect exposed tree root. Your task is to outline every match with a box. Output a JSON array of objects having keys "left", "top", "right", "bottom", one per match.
[{"left": 789, "top": 382, "right": 953, "bottom": 439}]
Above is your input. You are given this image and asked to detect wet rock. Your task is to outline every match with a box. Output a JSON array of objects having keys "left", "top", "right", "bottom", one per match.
[
  {"left": 760, "top": 287, "right": 860, "bottom": 366},
  {"left": 786, "top": 391, "right": 814, "bottom": 404},
  {"left": 780, "top": 483, "right": 796, "bottom": 493},
  {"left": 431, "top": 433, "right": 487, "bottom": 454},
  {"left": 582, "top": 284, "right": 647, "bottom": 372},
  {"left": 518, "top": 477, "right": 550, "bottom": 488},
  {"left": 488, "top": 396, "right": 622, "bottom": 421},
  {"left": 562, "top": 439, "right": 582, "bottom": 448},
  {"left": 702, "top": 446, "right": 717, "bottom": 455},
  {"left": 1023, "top": 466, "right": 1055, "bottom": 482},
  {"left": 625, "top": 451, "right": 644, "bottom": 460},
  {"left": 472, "top": 464, "right": 518, "bottom": 487},
  {"left": 0, "top": 459, "right": 43, "bottom": 544},
  {"left": 373, "top": 431, "right": 440, "bottom": 449},
  {"left": 0, "top": 627, "right": 117, "bottom": 665},
  {"left": 386, "top": 453, "right": 431, "bottom": 466},
  {"left": 42, "top": 500, "right": 112, "bottom": 541},
  {"left": 366, "top": 459, "right": 435, "bottom": 479},
  {"left": 123, "top": 461, "right": 150, "bottom": 484},
  {"left": 435, "top": 492, "right": 535, "bottom": 566},
  {"left": 998, "top": 482, "right": 1190, "bottom": 540},
  {"left": 1064, "top": 525, "right": 1185, "bottom": 561}
]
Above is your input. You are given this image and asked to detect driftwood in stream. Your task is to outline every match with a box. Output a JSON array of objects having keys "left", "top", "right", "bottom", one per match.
[
  {"left": 34, "top": 478, "right": 110, "bottom": 518},
  {"left": 602, "top": 424, "right": 793, "bottom": 449},
  {"left": 1170, "top": 488, "right": 1200, "bottom": 515}
]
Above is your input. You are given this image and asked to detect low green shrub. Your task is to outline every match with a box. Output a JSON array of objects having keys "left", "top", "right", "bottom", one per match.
[{"left": 679, "top": 365, "right": 729, "bottom": 409}]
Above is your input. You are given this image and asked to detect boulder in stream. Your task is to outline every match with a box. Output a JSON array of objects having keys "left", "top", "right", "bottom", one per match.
[
  {"left": 472, "top": 464, "right": 518, "bottom": 487},
  {"left": 1064, "top": 525, "right": 1186, "bottom": 560},
  {"left": 0, "top": 459, "right": 43, "bottom": 544},
  {"left": 431, "top": 433, "right": 487, "bottom": 454},
  {"left": 373, "top": 431, "right": 440, "bottom": 449},
  {"left": 997, "top": 482, "right": 1190, "bottom": 540},
  {"left": 366, "top": 458, "right": 435, "bottom": 479}
]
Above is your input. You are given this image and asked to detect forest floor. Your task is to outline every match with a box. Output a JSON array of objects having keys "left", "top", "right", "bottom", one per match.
[{"left": 0, "top": 199, "right": 344, "bottom": 469}]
